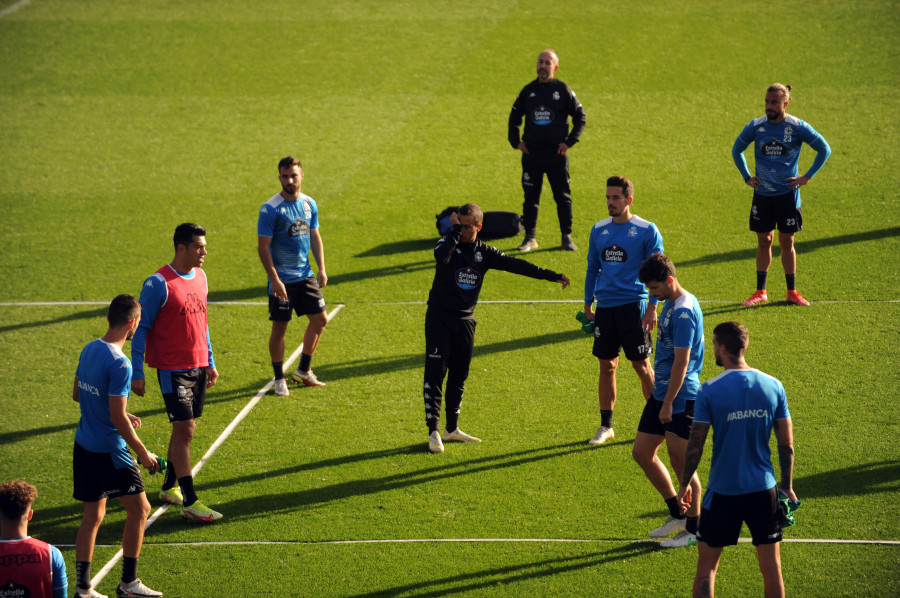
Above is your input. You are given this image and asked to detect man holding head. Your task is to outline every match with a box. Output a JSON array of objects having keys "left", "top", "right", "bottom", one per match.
[
  {"left": 677, "top": 321, "right": 797, "bottom": 597},
  {"left": 0, "top": 480, "right": 68, "bottom": 598},
  {"left": 132, "top": 223, "right": 221, "bottom": 523},
  {"left": 732, "top": 83, "right": 831, "bottom": 306},
  {"left": 73, "top": 294, "right": 163, "bottom": 598},
  {"left": 423, "top": 203, "right": 570, "bottom": 453},
  {"left": 583, "top": 176, "right": 663, "bottom": 446},
  {"left": 508, "top": 48, "right": 586, "bottom": 252}
]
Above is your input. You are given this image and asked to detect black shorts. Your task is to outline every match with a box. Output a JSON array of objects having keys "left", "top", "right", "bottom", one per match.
[
  {"left": 636, "top": 398, "right": 695, "bottom": 439},
  {"left": 698, "top": 487, "right": 782, "bottom": 547},
  {"left": 269, "top": 277, "right": 326, "bottom": 321},
  {"left": 750, "top": 191, "right": 803, "bottom": 233},
  {"left": 158, "top": 368, "right": 207, "bottom": 423},
  {"left": 73, "top": 442, "right": 144, "bottom": 502},
  {"left": 591, "top": 302, "right": 652, "bottom": 362}
]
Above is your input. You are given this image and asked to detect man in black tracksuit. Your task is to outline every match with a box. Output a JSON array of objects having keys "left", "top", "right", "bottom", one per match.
[
  {"left": 508, "top": 48, "right": 587, "bottom": 252},
  {"left": 424, "top": 203, "right": 570, "bottom": 453}
]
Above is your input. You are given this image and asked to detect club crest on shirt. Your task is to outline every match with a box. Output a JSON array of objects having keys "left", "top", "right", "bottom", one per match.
[
  {"left": 302, "top": 200, "right": 312, "bottom": 220},
  {"left": 552, "top": 91, "right": 560, "bottom": 100},
  {"left": 289, "top": 219, "right": 309, "bottom": 237},
  {"left": 474, "top": 251, "right": 483, "bottom": 263},
  {"left": 628, "top": 227, "right": 638, "bottom": 237},
  {"left": 783, "top": 125, "right": 793, "bottom": 143},
  {"left": 602, "top": 244, "right": 627, "bottom": 263}
]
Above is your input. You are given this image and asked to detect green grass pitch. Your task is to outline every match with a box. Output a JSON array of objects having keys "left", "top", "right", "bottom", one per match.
[{"left": 1, "top": 1, "right": 898, "bottom": 596}]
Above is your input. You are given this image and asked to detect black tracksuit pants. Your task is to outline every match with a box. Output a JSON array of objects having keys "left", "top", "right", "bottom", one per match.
[
  {"left": 423, "top": 308, "right": 476, "bottom": 434},
  {"left": 521, "top": 148, "right": 573, "bottom": 237}
]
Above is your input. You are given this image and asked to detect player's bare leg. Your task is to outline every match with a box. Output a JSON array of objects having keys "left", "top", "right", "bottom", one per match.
[
  {"left": 598, "top": 357, "right": 618, "bottom": 411},
  {"left": 778, "top": 231, "right": 796, "bottom": 275},
  {"left": 75, "top": 499, "right": 106, "bottom": 562},
  {"left": 631, "top": 357, "right": 654, "bottom": 400},
  {"left": 756, "top": 543, "right": 785, "bottom": 598},
  {"left": 119, "top": 493, "right": 150, "bottom": 558},
  {"left": 666, "top": 433, "right": 701, "bottom": 518},
  {"left": 632, "top": 432, "right": 676, "bottom": 499},
  {"left": 302, "top": 311, "right": 328, "bottom": 356},
  {"left": 269, "top": 321, "right": 290, "bottom": 363},
  {"left": 168, "top": 419, "right": 195, "bottom": 486},
  {"left": 694, "top": 543, "right": 723, "bottom": 597},
  {"left": 756, "top": 231, "right": 774, "bottom": 272}
]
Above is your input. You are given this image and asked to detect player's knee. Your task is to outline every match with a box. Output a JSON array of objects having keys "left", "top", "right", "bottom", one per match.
[{"left": 599, "top": 359, "right": 617, "bottom": 376}]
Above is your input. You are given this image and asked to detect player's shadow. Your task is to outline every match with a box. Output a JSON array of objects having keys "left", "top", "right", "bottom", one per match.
[
  {"left": 678, "top": 226, "right": 900, "bottom": 268},
  {"left": 327, "top": 259, "right": 435, "bottom": 287},
  {"left": 347, "top": 541, "right": 655, "bottom": 598},
  {"left": 0, "top": 307, "right": 106, "bottom": 334},
  {"left": 354, "top": 238, "right": 435, "bottom": 258},
  {"left": 313, "top": 329, "right": 584, "bottom": 381},
  {"left": 795, "top": 459, "right": 900, "bottom": 499},
  {"left": 191, "top": 441, "right": 593, "bottom": 524}
]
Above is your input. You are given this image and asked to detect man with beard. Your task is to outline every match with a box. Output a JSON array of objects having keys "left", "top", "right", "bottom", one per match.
[
  {"left": 583, "top": 176, "right": 663, "bottom": 446},
  {"left": 258, "top": 156, "right": 329, "bottom": 394},
  {"left": 732, "top": 83, "right": 831, "bottom": 307},
  {"left": 508, "top": 48, "right": 586, "bottom": 252},
  {"left": 424, "top": 203, "right": 570, "bottom": 453},
  {"left": 132, "top": 223, "right": 221, "bottom": 523},
  {"left": 73, "top": 294, "right": 163, "bottom": 598},
  {"left": 677, "top": 321, "right": 797, "bottom": 597}
]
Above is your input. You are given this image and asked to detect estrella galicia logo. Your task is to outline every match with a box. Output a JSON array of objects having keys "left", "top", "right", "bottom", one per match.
[
  {"left": 763, "top": 139, "right": 786, "bottom": 157},
  {"left": 532, "top": 105, "right": 554, "bottom": 125},
  {"left": 602, "top": 244, "right": 627, "bottom": 263},
  {"left": 289, "top": 218, "right": 309, "bottom": 237},
  {"left": 456, "top": 267, "right": 481, "bottom": 290}
]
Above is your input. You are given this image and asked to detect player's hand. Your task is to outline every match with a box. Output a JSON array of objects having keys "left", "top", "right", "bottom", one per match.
[
  {"left": 642, "top": 307, "right": 657, "bottom": 332},
  {"left": 207, "top": 367, "right": 219, "bottom": 389},
  {"left": 557, "top": 274, "right": 570, "bottom": 290},
  {"left": 557, "top": 142, "right": 569, "bottom": 155},
  {"left": 677, "top": 485, "right": 692, "bottom": 511},
  {"left": 786, "top": 175, "right": 810, "bottom": 191},
  {"left": 132, "top": 379, "right": 146, "bottom": 397},
  {"left": 781, "top": 487, "right": 799, "bottom": 502},
  {"left": 317, "top": 271, "right": 328, "bottom": 289},
  {"left": 449, "top": 211, "right": 460, "bottom": 226},
  {"left": 517, "top": 142, "right": 530, "bottom": 155},
  {"left": 126, "top": 413, "right": 142, "bottom": 429},
  {"left": 584, "top": 305, "right": 595, "bottom": 322},
  {"left": 659, "top": 402, "right": 673, "bottom": 424},
  {"left": 139, "top": 451, "right": 160, "bottom": 472},
  {"left": 272, "top": 279, "right": 288, "bottom": 302},
  {"left": 745, "top": 176, "right": 761, "bottom": 189}
]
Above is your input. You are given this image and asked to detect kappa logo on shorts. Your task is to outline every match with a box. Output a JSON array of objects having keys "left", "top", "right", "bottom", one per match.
[
  {"left": 594, "top": 326, "right": 601, "bottom": 338},
  {"left": 177, "top": 386, "right": 188, "bottom": 398},
  {"left": 128, "top": 485, "right": 137, "bottom": 493}
]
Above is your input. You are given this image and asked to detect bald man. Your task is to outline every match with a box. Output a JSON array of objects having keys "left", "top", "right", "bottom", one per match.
[{"left": 508, "top": 48, "right": 586, "bottom": 252}]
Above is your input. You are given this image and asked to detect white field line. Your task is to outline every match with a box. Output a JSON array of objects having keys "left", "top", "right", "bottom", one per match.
[
  {"left": 63, "top": 537, "right": 900, "bottom": 549},
  {"left": 0, "top": 0, "right": 33, "bottom": 18},
  {"left": 88, "top": 304, "right": 345, "bottom": 589}
]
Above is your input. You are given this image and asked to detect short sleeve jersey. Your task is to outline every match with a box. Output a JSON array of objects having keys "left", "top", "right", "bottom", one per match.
[
  {"left": 0, "top": 537, "right": 67, "bottom": 598},
  {"left": 74, "top": 339, "right": 133, "bottom": 468},
  {"left": 257, "top": 192, "right": 320, "bottom": 288},
  {"left": 734, "top": 114, "right": 825, "bottom": 201},
  {"left": 585, "top": 216, "right": 664, "bottom": 308},
  {"left": 694, "top": 368, "right": 790, "bottom": 506},
  {"left": 651, "top": 291, "right": 704, "bottom": 412}
]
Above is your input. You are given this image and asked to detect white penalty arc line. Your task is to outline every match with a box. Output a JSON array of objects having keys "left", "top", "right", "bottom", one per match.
[
  {"left": 88, "top": 304, "right": 345, "bottom": 589},
  {"left": 0, "top": 0, "right": 34, "bottom": 18}
]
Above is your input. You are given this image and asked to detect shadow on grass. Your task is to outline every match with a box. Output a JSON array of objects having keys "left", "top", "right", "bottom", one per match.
[
  {"left": 193, "top": 441, "right": 593, "bottom": 524},
  {"left": 316, "top": 329, "right": 584, "bottom": 381},
  {"left": 327, "top": 259, "right": 435, "bottom": 287},
  {"left": 354, "top": 238, "right": 436, "bottom": 258},
  {"left": 347, "top": 541, "right": 656, "bottom": 598},
  {"left": 796, "top": 459, "right": 900, "bottom": 499},
  {"left": 679, "top": 226, "right": 900, "bottom": 268},
  {"left": 0, "top": 307, "right": 106, "bottom": 334}
]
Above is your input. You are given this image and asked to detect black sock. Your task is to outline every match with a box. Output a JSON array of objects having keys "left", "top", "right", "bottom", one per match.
[
  {"left": 665, "top": 497, "right": 685, "bottom": 519},
  {"left": 600, "top": 409, "right": 613, "bottom": 429},
  {"left": 756, "top": 271, "right": 768, "bottom": 291},
  {"left": 179, "top": 475, "right": 198, "bottom": 506},
  {"left": 121, "top": 556, "right": 138, "bottom": 584},
  {"left": 162, "top": 461, "right": 177, "bottom": 491},
  {"left": 298, "top": 353, "right": 312, "bottom": 373},
  {"left": 786, "top": 273, "right": 796, "bottom": 291},
  {"left": 272, "top": 361, "right": 284, "bottom": 379},
  {"left": 686, "top": 515, "right": 699, "bottom": 535},
  {"left": 76, "top": 561, "right": 92, "bottom": 589}
]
